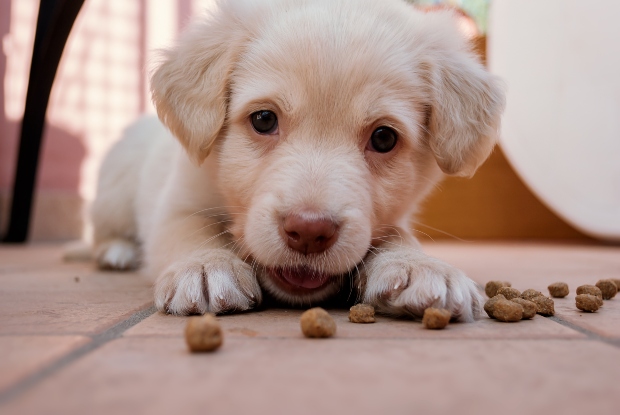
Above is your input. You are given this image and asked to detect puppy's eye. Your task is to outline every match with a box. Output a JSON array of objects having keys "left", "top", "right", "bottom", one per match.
[
  {"left": 251, "top": 110, "right": 278, "bottom": 134},
  {"left": 367, "top": 127, "right": 397, "bottom": 153}
]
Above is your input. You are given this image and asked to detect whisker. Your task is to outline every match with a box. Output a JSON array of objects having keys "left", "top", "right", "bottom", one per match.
[
  {"left": 410, "top": 228, "right": 435, "bottom": 242},
  {"left": 410, "top": 220, "right": 471, "bottom": 242},
  {"left": 196, "top": 230, "right": 232, "bottom": 250},
  {"left": 181, "top": 206, "right": 245, "bottom": 221}
]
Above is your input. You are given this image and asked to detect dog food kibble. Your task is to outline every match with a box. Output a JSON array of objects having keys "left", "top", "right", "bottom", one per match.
[
  {"left": 520, "top": 289, "right": 544, "bottom": 301},
  {"left": 595, "top": 280, "right": 617, "bottom": 300},
  {"left": 422, "top": 308, "right": 451, "bottom": 329},
  {"left": 492, "top": 299, "right": 523, "bottom": 322},
  {"left": 547, "top": 282, "right": 569, "bottom": 298},
  {"left": 510, "top": 298, "right": 537, "bottom": 319},
  {"left": 185, "top": 314, "right": 223, "bottom": 352},
  {"left": 610, "top": 279, "right": 620, "bottom": 292},
  {"left": 530, "top": 295, "right": 555, "bottom": 316},
  {"left": 485, "top": 281, "right": 511, "bottom": 298},
  {"left": 576, "top": 294, "right": 601, "bottom": 312},
  {"left": 349, "top": 304, "right": 376, "bottom": 323},
  {"left": 300, "top": 307, "right": 336, "bottom": 338},
  {"left": 497, "top": 287, "right": 521, "bottom": 300},
  {"left": 576, "top": 285, "right": 602, "bottom": 299},
  {"left": 484, "top": 294, "right": 506, "bottom": 318}
]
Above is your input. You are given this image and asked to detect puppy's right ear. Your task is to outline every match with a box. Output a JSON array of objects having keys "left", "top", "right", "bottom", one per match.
[{"left": 150, "top": 8, "right": 244, "bottom": 165}]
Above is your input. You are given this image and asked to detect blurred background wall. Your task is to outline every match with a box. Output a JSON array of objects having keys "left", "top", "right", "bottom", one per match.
[
  {"left": 0, "top": 0, "right": 590, "bottom": 242},
  {"left": 0, "top": 0, "right": 214, "bottom": 240}
]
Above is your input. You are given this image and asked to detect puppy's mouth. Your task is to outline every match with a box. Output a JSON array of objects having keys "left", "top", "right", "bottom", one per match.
[{"left": 267, "top": 266, "right": 331, "bottom": 293}]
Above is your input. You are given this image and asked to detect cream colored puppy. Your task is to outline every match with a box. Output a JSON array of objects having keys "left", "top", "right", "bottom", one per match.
[{"left": 91, "top": 0, "right": 504, "bottom": 322}]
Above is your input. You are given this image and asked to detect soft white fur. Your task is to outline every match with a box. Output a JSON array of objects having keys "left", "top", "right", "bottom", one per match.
[{"left": 91, "top": 0, "right": 504, "bottom": 321}]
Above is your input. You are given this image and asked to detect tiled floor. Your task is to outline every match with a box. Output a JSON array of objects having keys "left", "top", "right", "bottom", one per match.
[{"left": 1, "top": 242, "right": 619, "bottom": 415}]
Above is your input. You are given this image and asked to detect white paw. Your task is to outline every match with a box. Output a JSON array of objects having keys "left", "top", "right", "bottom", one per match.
[
  {"left": 96, "top": 239, "right": 139, "bottom": 270},
  {"left": 361, "top": 248, "right": 483, "bottom": 322},
  {"left": 154, "top": 249, "right": 262, "bottom": 315}
]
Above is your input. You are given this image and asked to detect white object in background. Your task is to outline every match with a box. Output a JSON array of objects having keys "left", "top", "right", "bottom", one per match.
[{"left": 489, "top": 0, "right": 620, "bottom": 241}]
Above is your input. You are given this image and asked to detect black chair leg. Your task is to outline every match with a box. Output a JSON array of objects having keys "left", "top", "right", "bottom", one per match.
[{"left": 2, "top": 0, "right": 85, "bottom": 242}]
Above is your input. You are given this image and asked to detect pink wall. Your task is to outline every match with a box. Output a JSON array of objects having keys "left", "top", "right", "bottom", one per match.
[
  {"left": 1, "top": 0, "right": 147, "bottom": 195},
  {"left": 0, "top": 0, "right": 199, "bottom": 193}
]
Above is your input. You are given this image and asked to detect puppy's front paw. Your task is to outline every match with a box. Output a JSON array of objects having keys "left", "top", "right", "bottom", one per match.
[
  {"left": 361, "top": 248, "right": 482, "bottom": 322},
  {"left": 154, "top": 249, "right": 261, "bottom": 315}
]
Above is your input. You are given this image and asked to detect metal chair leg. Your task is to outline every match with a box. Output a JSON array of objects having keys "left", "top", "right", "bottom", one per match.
[{"left": 2, "top": 0, "right": 85, "bottom": 242}]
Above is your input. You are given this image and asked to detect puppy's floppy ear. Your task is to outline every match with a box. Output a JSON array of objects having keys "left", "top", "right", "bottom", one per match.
[
  {"left": 419, "top": 12, "right": 505, "bottom": 177},
  {"left": 150, "top": 6, "right": 246, "bottom": 165}
]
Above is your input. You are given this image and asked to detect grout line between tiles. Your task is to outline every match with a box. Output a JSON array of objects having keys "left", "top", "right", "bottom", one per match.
[
  {"left": 0, "top": 304, "right": 157, "bottom": 407},
  {"left": 546, "top": 315, "right": 620, "bottom": 349}
]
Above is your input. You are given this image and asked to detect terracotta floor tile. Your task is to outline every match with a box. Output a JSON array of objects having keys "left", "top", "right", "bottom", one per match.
[
  {"left": 552, "top": 294, "right": 620, "bottom": 338},
  {"left": 0, "top": 244, "right": 79, "bottom": 274},
  {"left": 423, "top": 243, "right": 620, "bottom": 288},
  {"left": 126, "top": 308, "right": 584, "bottom": 340},
  {"left": 0, "top": 335, "right": 89, "bottom": 392},
  {"left": 0, "top": 266, "right": 153, "bottom": 336},
  {"left": 424, "top": 242, "right": 620, "bottom": 338},
  {"left": 1, "top": 242, "right": 619, "bottom": 414},
  {"left": 4, "top": 337, "right": 619, "bottom": 415}
]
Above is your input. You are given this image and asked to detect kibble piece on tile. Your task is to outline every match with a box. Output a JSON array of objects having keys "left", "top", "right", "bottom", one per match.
[
  {"left": 492, "top": 299, "right": 523, "bottom": 322},
  {"left": 497, "top": 286, "right": 521, "bottom": 300},
  {"left": 510, "top": 298, "right": 537, "bottom": 319},
  {"left": 300, "top": 307, "right": 336, "bottom": 338},
  {"left": 185, "top": 314, "right": 223, "bottom": 352},
  {"left": 530, "top": 295, "right": 555, "bottom": 316},
  {"left": 595, "top": 280, "right": 617, "bottom": 300},
  {"left": 484, "top": 294, "right": 507, "bottom": 318},
  {"left": 576, "top": 294, "right": 601, "bottom": 312},
  {"left": 547, "top": 282, "right": 569, "bottom": 298},
  {"left": 485, "top": 281, "right": 511, "bottom": 298},
  {"left": 576, "top": 285, "right": 602, "bottom": 299},
  {"left": 422, "top": 308, "right": 451, "bottom": 329},
  {"left": 521, "top": 289, "right": 544, "bottom": 301},
  {"left": 349, "top": 304, "right": 376, "bottom": 323}
]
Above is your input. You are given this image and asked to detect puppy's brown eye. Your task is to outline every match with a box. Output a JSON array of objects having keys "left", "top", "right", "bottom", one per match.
[
  {"left": 368, "top": 127, "right": 397, "bottom": 153},
  {"left": 251, "top": 110, "right": 278, "bottom": 134}
]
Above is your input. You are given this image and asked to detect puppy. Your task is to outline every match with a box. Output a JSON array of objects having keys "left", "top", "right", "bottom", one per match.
[{"left": 91, "top": 0, "right": 504, "bottom": 322}]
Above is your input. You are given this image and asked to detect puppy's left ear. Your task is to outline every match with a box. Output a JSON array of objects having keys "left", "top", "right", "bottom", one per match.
[
  {"left": 420, "top": 12, "right": 505, "bottom": 177},
  {"left": 150, "top": 5, "right": 247, "bottom": 165}
]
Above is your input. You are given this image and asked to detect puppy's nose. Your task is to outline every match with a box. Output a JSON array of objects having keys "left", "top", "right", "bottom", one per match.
[{"left": 282, "top": 211, "right": 339, "bottom": 255}]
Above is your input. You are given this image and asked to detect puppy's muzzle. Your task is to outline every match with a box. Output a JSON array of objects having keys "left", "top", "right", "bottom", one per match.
[{"left": 280, "top": 210, "right": 339, "bottom": 255}]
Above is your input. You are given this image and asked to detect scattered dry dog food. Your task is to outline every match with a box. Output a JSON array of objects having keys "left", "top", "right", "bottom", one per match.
[
  {"left": 484, "top": 294, "right": 506, "bottom": 318},
  {"left": 497, "top": 287, "right": 521, "bottom": 300},
  {"left": 300, "top": 307, "right": 336, "bottom": 338},
  {"left": 576, "top": 285, "right": 602, "bottom": 299},
  {"left": 492, "top": 299, "right": 523, "bottom": 322},
  {"left": 510, "top": 298, "right": 537, "bottom": 319},
  {"left": 530, "top": 295, "right": 555, "bottom": 316},
  {"left": 547, "top": 282, "right": 569, "bottom": 298},
  {"left": 610, "top": 279, "right": 620, "bottom": 292},
  {"left": 422, "top": 308, "right": 451, "bottom": 329},
  {"left": 185, "top": 314, "right": 223, "bottom": 352},
  {"left": 485, "top": 281, "right": 511, "bottom": 298},
  {"left": 595, "top": 280, "right": 617, "bottom": 300},
  {"left": 520, "top": 289, "right": 544, "bottom": 301},
  {"left": 576, "top": 294, "right": 602, "bottom": 312},
  {"left": 349, "top": 304, "right": 376, "bottom": 323}
]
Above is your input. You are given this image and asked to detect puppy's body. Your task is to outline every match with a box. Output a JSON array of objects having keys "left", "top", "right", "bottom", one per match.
[{"left": 92, "top": 0, "right": 504, "bottom": 321}]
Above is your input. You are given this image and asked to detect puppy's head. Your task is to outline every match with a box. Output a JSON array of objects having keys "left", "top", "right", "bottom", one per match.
[{"left": 151, "top": 0, "right": 505, "bottom": 305}]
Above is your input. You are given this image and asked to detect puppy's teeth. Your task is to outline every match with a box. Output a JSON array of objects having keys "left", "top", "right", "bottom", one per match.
[
  {"left": 218, "top": 295, "right": 224, "bottom": 300},
  {"left": 394, "top": 284, "right": 400, "bottom": 290}
]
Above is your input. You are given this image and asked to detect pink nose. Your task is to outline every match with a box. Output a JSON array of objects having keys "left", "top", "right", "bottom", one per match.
[{"left": 281, "top": 211, "right": 339, "bottom": 255}]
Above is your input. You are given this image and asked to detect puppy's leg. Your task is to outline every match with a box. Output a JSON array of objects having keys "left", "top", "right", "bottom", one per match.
[
  {"left": 91, "top": 129, "right": 146, "bottom": 271},
  {"left": 358, "top": 228, "right": 483, "bottom": 322},
  {"left": 148, "top": 211, "right": 261, "bottom": 316}
]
